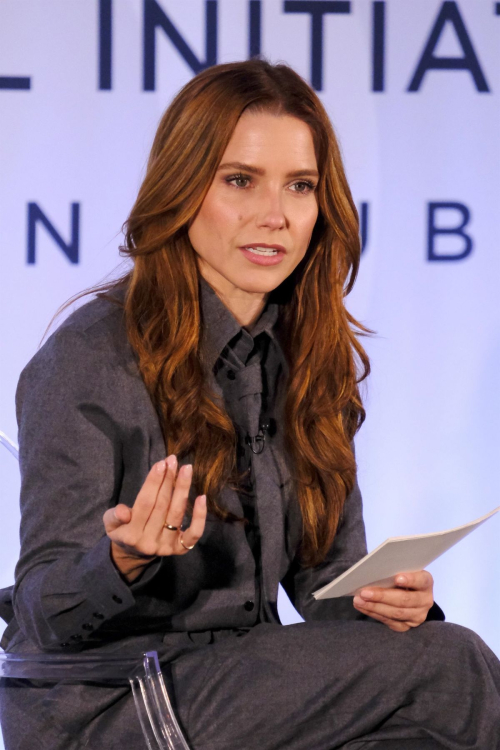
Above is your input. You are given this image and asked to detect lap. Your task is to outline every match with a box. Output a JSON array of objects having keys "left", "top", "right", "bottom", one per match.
[
  {"left": 171, "top": 620, "right": 500, "bottom": 750},
  {"left": 1, "top": 620, "right": 499, "bottom": 750}
]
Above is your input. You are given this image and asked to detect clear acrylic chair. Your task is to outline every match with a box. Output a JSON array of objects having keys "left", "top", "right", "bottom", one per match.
[
  {"left": 0, "top": 431, "right": 191, "bottom": 750},
  {"left": 0, "top": 648, "right": 190, "bottom": 749}
]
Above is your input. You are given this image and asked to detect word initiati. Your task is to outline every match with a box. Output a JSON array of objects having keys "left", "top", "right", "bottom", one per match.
[{"left": 1, "top": 1, "right": 499, "bottom": 93}]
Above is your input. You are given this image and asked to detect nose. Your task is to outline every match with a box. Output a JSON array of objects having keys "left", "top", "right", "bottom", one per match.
[{"left": 255, "top": 189, "right": 287, "bottom": 230}]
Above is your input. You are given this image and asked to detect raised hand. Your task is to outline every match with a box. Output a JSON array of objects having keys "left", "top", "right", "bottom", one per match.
[
  {"left": 103, "top": 454, "right": 207, "bottom": 583},
  {"left": 353, "top": 570, "right": 434, "bottom": 632}
]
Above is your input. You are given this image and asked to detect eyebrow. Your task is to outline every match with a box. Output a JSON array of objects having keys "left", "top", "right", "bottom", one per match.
[{"left": 218, "top": 161, "right": 319, "bottom": 179}]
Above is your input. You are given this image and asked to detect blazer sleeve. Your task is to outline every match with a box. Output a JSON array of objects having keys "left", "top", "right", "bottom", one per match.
[
  {"left": 12, "top": 327, "right": 161, "bottom": 651},
  {"left": 281, "top": 475, "right": 370, "bottom": 621}
]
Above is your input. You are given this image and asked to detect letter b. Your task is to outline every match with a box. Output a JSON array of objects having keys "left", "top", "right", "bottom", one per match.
[{"left": 427, "top": 202, "right": 473, "bottom": 261}]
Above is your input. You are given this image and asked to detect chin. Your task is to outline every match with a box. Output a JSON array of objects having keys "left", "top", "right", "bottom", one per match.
[
  {"left": 236, "top": 275, "right": 285, "bottom": 294},
  {"left": 235, "top": 265, "right": 288, "bottom": 286}
]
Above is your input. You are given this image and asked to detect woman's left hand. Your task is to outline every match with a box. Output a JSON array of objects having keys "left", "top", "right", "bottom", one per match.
[{"left": 352, "top": 570, "right": 434, "bottom": 632}]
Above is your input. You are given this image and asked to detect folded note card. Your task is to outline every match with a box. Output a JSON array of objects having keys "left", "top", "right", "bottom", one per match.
[{"left": 313, "top": 505, "right": 500, "bottom": 600}]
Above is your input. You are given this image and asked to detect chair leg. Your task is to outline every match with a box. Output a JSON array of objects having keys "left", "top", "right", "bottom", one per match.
[{"left": 129, "top": 651, "right": 191, "bottom": 750}]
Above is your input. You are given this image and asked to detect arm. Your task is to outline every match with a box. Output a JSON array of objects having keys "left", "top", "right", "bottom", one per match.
[
  {"left": 12, "top": 328, "right": 158, "bottom": 651},
  {"left": 281, "top": 476, "right": 370, "bottom": 622}
]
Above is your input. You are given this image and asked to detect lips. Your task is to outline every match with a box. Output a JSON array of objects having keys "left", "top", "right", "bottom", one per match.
[
  {"left": 239, "top": 246, "right": 285, "bottom": 266},
  {"left": 240, "top": 243, "right": 286, "bottom": 253}
]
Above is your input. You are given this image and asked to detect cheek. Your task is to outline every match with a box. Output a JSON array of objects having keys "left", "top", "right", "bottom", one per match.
[
  {"left": 194, "top": 193, "right": 244, "bottom": 241},
  {"left": 216, "top": 193, "right": 248, "bottom": 228},
  {"left": 189, "top": 202, "right": 222, "bottom": 252}
]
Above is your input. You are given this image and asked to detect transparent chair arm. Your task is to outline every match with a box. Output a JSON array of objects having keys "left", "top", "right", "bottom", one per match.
[{"left": 0, "top": 431, "right": 19, "bottom": 461}]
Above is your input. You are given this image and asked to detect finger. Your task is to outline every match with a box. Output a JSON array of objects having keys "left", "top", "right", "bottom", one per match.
[
  {"left": 172, "top": 494, "right": 207, "bottom": 554},
  {"left": 381, "top": 616, "right": 411, "bottom": 633},
  {"left": 103, "top": 504, "right": 132, "bottom": 534},
  {"left": 357, "top": 586, "right": 429, "bottom": 610},
  {"left": 394, "top": 570, "right": 434, "bottom": 592},
  {"left": 353, "top": 596, "right": 427, "bottom": 625},
  {"left": 165, "top": 463, "right": 194, "bottom": 530},
  {"left": 353, "top": 603, "right": 411, "bottom": 632},
  {"left": 145, "top": 455, "right": 178, "bottom": 538},
  {"left": 128, "top": 459, "right": 169, "bottom": 533}
]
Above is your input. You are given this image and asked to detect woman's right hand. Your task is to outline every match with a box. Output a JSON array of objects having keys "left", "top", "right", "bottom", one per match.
[{"left": 103, "top": 455, "right": 207, "bottom": 583}]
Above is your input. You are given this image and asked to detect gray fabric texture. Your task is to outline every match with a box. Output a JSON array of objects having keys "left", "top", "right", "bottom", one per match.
[{"left": 1, "top": 275, "right": 499, "bottom": 750}]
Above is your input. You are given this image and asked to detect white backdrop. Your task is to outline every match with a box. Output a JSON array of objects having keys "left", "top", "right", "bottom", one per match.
[{"left": 1, "top": 2, "right": 499, "bottom": 740}]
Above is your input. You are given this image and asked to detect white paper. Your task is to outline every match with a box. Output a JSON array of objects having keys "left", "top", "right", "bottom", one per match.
[{"left": 313, "top": 505, "right": 500, "bottom": 600}]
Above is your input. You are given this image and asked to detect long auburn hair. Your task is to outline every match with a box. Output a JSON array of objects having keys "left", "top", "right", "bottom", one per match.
[{"left": 57, "top": 59, "right": 370, "bottom": 567}]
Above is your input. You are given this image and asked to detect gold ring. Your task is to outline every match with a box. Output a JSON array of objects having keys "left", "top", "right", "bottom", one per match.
[
  {"left": 164, "top": 523, "right": 179, "bottom": 531},
  {"left": 179, "top": 535, "right": 195, "bottom": 551}
]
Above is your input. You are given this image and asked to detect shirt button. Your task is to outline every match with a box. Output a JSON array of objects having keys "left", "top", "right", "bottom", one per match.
[
  {"left": 226, "top": 370, "right": 236, "bottom": 380},
  {"left": 82, "top": 623, "right": 94, "bottom": 631},
  {"left": 93, "top": 612, "right": 105, "bottom": 619},
  {"left": 70, "top": 634, "right": 83, "bottom": 642},
  {"left": 60, "top": 642, "right": 71, "bottom": 647},
  {"left": 112, "top": 595, "right": 123, "bottom": 604},
  {"left": 244, "top": 600, "right": 255, "bottom": 612}
]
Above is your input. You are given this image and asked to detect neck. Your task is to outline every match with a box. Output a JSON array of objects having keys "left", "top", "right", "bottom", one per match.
[
  {"left": 199, "top": 267, "right": 269, "bottom": 329},
  {"left": 223, "top": 291, "right": 268, "bottom": 330}
]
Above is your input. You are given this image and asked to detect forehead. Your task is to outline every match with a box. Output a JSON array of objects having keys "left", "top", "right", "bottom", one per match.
[{"left": 221, "top": 111, "right": 317, "bottom": 168}]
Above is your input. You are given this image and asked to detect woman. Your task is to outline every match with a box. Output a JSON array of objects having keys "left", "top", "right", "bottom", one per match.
[{"left": 1, "top": 59, "right": 499, "bottom": 750}]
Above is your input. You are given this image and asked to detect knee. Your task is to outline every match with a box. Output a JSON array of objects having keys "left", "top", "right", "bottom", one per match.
[{"left": 419, "top": 620, "right": 491, "bottom": 657}]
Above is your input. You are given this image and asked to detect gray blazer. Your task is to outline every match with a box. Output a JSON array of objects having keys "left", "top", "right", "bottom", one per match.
[{"left": 0, "top": 282, "right": 409, "bottom": 660}]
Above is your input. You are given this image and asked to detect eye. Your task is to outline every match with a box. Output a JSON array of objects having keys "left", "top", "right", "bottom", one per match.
[
  {"left": 290, "top": 180, "right": 316, "bottom": 194},
  {"left": 226, "top": 173, "right": 252, "bottom": 189}
]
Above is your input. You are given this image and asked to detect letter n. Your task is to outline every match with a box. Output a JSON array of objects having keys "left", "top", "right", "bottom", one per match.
[
  {"left": 27, "top": 203, "right": 80, "bottom": 264},
  {"left": 143, "top": 0, "right": 218, "bottom": 91}
]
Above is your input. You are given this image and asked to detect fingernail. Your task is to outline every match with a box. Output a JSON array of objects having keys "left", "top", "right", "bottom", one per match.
[
  {"left": 199, "top": 494, "right": 206, "bottom": 505},
  {"left": 166, "top": 454, "right": 177, "bottom": 470},
  {"left": 353, "top": 596, "right": 363, "bottom": 606},
  {"left": 156, "top": 460, "right": 166, "bottom": 473},
  {"left": 396, "top": 575, "right": 407, "bottom": 585},
  {"left": 360, "top": 590, "right": 373, "bottom": 600},
  {"left": 182, "top": 464, "right": 193, "bottom": 477}
]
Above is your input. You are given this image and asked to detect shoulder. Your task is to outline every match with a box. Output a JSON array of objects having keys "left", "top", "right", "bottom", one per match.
[
  {"left": 56, "top": 290, "right": 128, "bottom": 354},
  {"left": 17, "top": 291, "right": 135, "bottom": 400},
  {"left": 42, "top": 290, "right": 131, "bottom": 362}
]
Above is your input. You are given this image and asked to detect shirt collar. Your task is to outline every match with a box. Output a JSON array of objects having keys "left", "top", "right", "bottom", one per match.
[{"left": 199, "top": 275, "right": 281, "bottom": 372}]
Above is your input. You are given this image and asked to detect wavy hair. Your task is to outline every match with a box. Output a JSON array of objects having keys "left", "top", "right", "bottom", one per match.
[{"left": 58, "top": 59, "right": 370, "bottom": 567}]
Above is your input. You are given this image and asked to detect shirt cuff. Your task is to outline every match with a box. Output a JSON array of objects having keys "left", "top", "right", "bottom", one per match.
[{"left": 426, "top": 601, "right": 446, "bottom": 621}]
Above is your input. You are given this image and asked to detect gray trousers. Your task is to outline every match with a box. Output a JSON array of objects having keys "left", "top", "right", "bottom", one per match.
[{"left": 1, "top": 621, "right": 499, "bottom": 750}]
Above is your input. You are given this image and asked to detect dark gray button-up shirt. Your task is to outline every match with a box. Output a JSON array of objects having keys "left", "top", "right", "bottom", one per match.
[{"left": 199, "top": 276, "right": 285, "bottom": 623}]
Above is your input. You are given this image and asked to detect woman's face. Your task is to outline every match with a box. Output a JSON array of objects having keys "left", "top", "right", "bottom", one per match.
[{"left": 188, "top": 111, "right": 319, "bottom": 302}]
